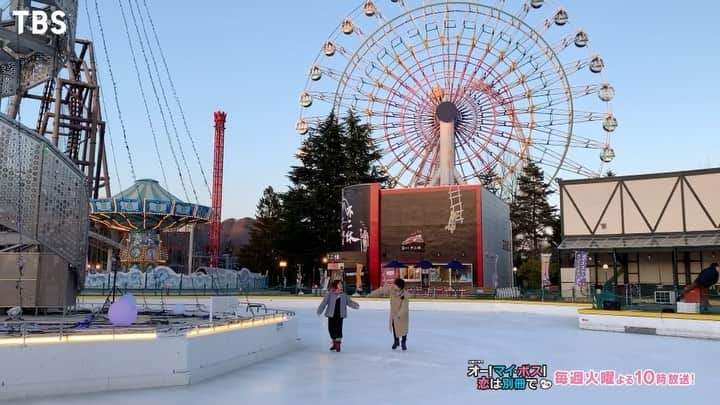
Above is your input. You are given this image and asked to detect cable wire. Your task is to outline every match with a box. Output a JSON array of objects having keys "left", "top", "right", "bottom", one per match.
[
  {"left": 139, "top": 0, "right": 212, "bottom": 199},
  {"left": 116, "top": 0, "right": 169, "bottom": 189}
]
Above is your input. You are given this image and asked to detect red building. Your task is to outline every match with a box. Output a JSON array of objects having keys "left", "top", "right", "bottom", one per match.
[{"left": 332, "top": 183, "right": 512, "bottom": 292}]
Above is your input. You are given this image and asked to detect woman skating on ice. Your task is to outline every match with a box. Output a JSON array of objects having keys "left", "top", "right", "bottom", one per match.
[
  {"left": 369, "top": 278, "right": 409, "bottom": 351},
  {"left": 316, "top": 280, "right": 360, "bottom": 352}
]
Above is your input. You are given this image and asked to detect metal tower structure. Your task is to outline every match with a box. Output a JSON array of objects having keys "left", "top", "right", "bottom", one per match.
[
  {"left": 34, "top": 39, "right": 111, "bottom": 199},
  {"left": 208, "top": 111, "right": 227, "bottom": 267}
]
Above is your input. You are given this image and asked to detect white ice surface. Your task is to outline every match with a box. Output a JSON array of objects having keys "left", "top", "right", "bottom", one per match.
[{"left": 9, "top": 299, "right": 718, "bottom": 405}]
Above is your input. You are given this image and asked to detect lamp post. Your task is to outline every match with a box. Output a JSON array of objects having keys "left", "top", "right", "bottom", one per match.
[
  {"left": 279, "top": 260, "right": 287, "bottom": 289},
  {"left": 513, "top": 266, "right": 517, "bottom": 289},
  {"left": 321, "top": 256, "right": 328, "bottom": 289},
  {"left": 603, "top": 264, "right": 609, "bottom": 282},
  {"left": 296, "top": 264, "right": 303, "bottom": 295}
]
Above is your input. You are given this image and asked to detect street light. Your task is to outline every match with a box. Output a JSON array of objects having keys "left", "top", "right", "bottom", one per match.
[
  {"left": 319, "top": 257, "right": 328, "bottom": 290},
  {"left": 602, "top": 263, "right": 609, "bottom": 282},
  {"left": 512, "top": 266, "right": 517, "bottom": 288},
  {"left": 279, "top": 260, "right": 287, "bottom": 289}
]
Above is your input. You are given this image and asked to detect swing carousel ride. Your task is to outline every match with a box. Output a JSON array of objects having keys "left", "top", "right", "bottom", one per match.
[{"left": 297, "top": 0, "right": 618, "bottom": 196}]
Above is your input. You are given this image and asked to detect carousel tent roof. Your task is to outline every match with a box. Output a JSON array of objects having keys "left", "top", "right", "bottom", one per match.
[
  {"left": 112, "top": 179, "right": 182, "bottom": 201},
  {"left": 89, "top": 179, "right": 211, "bottom": 232}
]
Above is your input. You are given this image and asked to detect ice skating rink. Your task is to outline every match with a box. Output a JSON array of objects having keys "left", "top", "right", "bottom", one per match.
[{"left": 11, "top": 299, "right": 718, "bottom": 405}]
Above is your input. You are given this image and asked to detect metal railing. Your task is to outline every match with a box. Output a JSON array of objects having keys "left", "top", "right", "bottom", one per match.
[
  {"left": 82, "top": 271, "right": 269, "bottom": 296},
  {"left": 0, "top": 302, "right": 295, "bottom": 344}
]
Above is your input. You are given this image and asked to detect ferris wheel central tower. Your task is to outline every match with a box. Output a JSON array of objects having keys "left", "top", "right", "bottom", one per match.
[{"left": 432, "top": 100, "right": 460, "bottom": 186}]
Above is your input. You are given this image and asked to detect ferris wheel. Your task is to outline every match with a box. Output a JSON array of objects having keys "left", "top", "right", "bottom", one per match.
[{"left": 296, "top": 0, "right": 617, "bottom": 197}]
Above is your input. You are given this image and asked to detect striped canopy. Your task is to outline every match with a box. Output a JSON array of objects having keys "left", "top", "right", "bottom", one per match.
[{"left": 89, "top": 179, "right": 211, "bottom": 232}]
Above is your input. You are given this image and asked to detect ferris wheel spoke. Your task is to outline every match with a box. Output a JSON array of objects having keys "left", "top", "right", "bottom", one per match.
[
  {"left": 485, "top": 42, "right": 572, "bottom": 99},
  {"left": 405, "top": 1, "right": 448, "bottom": 92},
  {"left": 383, "top": 61, "right": 431, "bottom": 102},
  {"left": 381, "top": 128, "right": 426, "bottom": 153},
  {"left": 365, "top": 37, "right": 438, "bottom": 98},
  {"left": 455, "top": 129, "right": 489, "bottom": 166},
  {"left": 344, "top": 76, "right": 421, "bottom": 112},
  {"left": 526, "top": 142, "right": 574, "bottom": 170},
  {"left": 510, "top": 1, "right": 532, "bottom": 22},
  {"left": 452, "top": 1, "right": 507, "bottom": 95},
  {"left": 462, "top": 131, "right": 516, "bottom": 170},
  {"left": 473, "top": 6, "right": 554, "bottom": 85},
  {"left": 535, "top": 149, "right": 598, "bottom": 177},
  {"left": 508, "top": 46, "right": 574, "bottom": 86},
  {"left": 509, "top": 30, "right": 585, "bottom": 77},
  {"left": 452, "top": 4, "right": 509, "bottom": 93},
  {"left": 448, "top": 6, "right": 486, "bottom": 101},
  {"left": 522, "top": 55, "right": 597, "bottom": 91},
  {"left": 474, "top": 20, "right": 542, "bottom": 87},
  {"left": 411, "top": 135, "right": 440, "bottom": 185},
  {"left": 455, "top": 134, "right": 488, "bottom": 175},
  {"left": 447, "top": 27, "right": 464, "bottom": 100},
  {"left": 390, "top": 139, "right": 426, "bottom": 165},
  {"left": 355, "top": 34, "right": 436, "bottom": 103},
  {"left": 371, "top": 82, "right": 425, "bottom": 111},
  {"left": 557, "top": 156, "right": 601, "bottom": 177},
  {"left": 480, "top": 132, "right": 523, "bottom": 162},
  {"left": 517, "top": 84, "right": 602, "bottom": 101},
  {"left": 530, "top": 111, "right": 604, "bottom": 128}
]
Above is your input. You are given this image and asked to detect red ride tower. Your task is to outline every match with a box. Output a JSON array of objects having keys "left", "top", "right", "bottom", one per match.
[{"left": 209, "top": 111, "right": 227, "bottom": 267}]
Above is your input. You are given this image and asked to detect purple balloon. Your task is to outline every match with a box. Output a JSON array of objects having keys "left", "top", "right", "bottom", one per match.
[
  {"left": 120, "top": 294, "right": 137, "bottom": 307},
  {"left": 108, "top": 297, "right": 138, "bottom": 326}
]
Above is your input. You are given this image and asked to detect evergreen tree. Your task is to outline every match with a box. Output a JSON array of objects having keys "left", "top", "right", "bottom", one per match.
[
  {"left": 342, "top": 111, "right": 389, "bottom": 186},
  {"left": 510, "top": 160, "right": 557, "bottom": 257},
  {"left": 280, "top": 114, "right": 346, "bottom": 279},
  {"left": 238, "top": 186, "right": 282, "bottom": 284},
  {"left": 277, "top": 111, "right": 390, "bottom": 282},
  {"left": 517, "top": 257, "right": 540, "bottom": 290},
  {"left": 479, "top": 166, "right": 501, "bottom": 196}
]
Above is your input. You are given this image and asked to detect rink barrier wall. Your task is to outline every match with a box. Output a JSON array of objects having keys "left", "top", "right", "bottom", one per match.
[
  {"left": 249, "top": 297, "right": 586, "bottom": 317},
  {"left": 78, "top": 295, "right": 588, "bottom": 317},
  {"left": 0, "top": 315, "right": 299, "bottom": 401},
  {"left": 578, "top": 309, "right": 720, "bottom": 340}
]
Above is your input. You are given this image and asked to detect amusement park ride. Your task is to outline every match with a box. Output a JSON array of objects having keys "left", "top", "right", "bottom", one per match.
[
  {"left": 0, "top": 0, "right": 223, "bottom": 307},
  {"left": 297, "top": 0, "right": 617, "bottom": 194}
]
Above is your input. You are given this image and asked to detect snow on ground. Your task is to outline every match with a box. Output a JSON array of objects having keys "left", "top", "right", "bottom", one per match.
[{"left": 11, "top": 298, "right": 719, "bottom": 405}]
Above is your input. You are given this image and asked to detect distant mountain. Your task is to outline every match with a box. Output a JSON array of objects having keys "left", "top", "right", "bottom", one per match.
[
  {"left": 193, "top": 217, "right": 255, "bottom": 253},
  {"left": 163, "top": 217, "right": 255, "bottom": 271}
]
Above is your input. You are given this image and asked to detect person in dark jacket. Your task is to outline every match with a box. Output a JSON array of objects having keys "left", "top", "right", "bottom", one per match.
[
  {"left": 682, "top": 262, "right": 719, "bottom": 308},
  {"left": 317, "top": 280, "right": 360, "bottom": 352}
]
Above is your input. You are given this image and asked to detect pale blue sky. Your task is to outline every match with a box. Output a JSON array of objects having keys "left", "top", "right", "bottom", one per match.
[{"left": 67, "top": 1, "right": 720, "bottom": 219}]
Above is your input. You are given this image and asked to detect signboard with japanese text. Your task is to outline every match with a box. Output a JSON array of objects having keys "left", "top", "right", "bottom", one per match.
[{"left": 341, "top": 184, "right": 371, "bottom": 253}]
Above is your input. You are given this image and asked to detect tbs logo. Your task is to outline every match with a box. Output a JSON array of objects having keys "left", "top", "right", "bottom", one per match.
[{"left": 12, "top": 10, "right": 66, "bottom": 35}]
